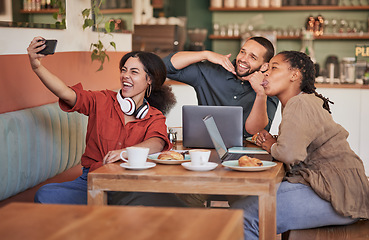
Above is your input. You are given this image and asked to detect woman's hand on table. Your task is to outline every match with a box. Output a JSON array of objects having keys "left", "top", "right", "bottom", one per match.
[{"left": 255, "top": 130, "right": 277, "bottom": 153}]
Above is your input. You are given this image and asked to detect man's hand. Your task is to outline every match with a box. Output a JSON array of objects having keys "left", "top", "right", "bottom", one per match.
[{"left": 206, "top": 52, "right": 236, "bottom": 75}]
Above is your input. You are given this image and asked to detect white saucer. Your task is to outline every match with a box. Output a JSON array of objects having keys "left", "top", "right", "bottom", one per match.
[
  {"left": 181, "top": 162, "right": 218, "bottom": 171},
  {"left": 120, "top": 162, "right": 156, "bottom": 170}
]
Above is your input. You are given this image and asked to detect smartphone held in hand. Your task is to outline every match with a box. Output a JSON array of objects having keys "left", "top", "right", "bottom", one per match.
[{"left": 37, "top": 39, "right": 57, "bottom": 55}]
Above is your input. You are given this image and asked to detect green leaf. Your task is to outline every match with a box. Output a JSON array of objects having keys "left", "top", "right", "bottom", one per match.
[
  {"left": 82, "top": 9, "right": 90, "bottom": 18},
  {"left": 91, "top": 53, "right": 99, "bottom": 62},
  {"left": 52, "top": 12, "right": 58, "bottom": 20},
  {"left": 97, "top": 40, "right": 103, "bottom": 50},
  {"left": 83, "top": 19, "right": 94, "bottom": 30},
  {"left": 97, "top": 64, "right": 104, "bottom": 71},
  {"left": 105, "top": 21, "right": 115, "bottom": 33},
  {"left": 94, "top": 7, "right": 101, "bottom": 15},
  {"left": 110, "top": 42, "right": 116, "bottom": 50}
]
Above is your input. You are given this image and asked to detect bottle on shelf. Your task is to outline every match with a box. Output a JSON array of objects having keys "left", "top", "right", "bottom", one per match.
[
  {"left": 45, "top": 0, "right": 52, "bottom": 9},
  {"left": 31, "top": 0, "right": 36, "bottom": 11},
  {"left": 363, "top": 60, "right": 369, "bottom": 85},
  {"left": 40, "top": 0, "right": 46, "bottom": 9},
  {"left": 300, "top": 30, "right": 316, "bottom": 63},
  {"left": 300, "top": 30, "right": 321, "bottom": 78},
  {"left": 340, "top": 57, "right": 356, "bottom": 84},
  {"left": 23, "top": 0, "right": 28, "bottom": 11},
  {"left": 36, "top": 0, "right": 41, "bottom": 10},
  {"left": 305, "top": 15, "right": 315, "bottom": 32},
  {"left": 314, "top": 15, "right": 324, "bottom": 36}
]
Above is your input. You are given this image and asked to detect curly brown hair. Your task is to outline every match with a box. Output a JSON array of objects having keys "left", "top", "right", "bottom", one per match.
[
  {"left": 119, "top": 51, "right": 176, "bottom": 115},
  {"left": 278, "top": 51, "right": 333, "bottom": 113}
]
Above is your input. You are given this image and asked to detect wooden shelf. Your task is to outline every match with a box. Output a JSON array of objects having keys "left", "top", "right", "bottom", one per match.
[
  {"left": 209, "top": 34, "right": 369, "bottom": 40},
  {"left": 209, "top": 5, "right": 369, "bottom": 11},
  {"left": 152, "top": 3, "right": 164, "bottom": 9},
  {"left": 20, "top": 9, "right": 59, "bottom": 14},
  {"left": 100, "top": 8, "right": 132, "bottom": 14}
]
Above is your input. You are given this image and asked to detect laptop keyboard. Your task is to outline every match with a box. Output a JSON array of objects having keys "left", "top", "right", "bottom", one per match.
[{"left": 222, "top": 152, "right": 246, "bottom": 162}]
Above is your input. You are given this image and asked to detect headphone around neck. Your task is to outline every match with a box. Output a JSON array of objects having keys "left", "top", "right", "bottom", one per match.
[{"left": 116, "top": 91, "right": 149, "bottom": 119}]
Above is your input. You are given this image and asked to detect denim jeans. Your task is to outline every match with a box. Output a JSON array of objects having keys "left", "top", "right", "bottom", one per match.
[
  {"left": 230, "top": 181, "right": 357, "bottom": 240},
  {"left": 34, "top": 167, "right": 89, "bottom": 204},
  {"left": 34, "top": 167, "right": 187, "bottom": 207}
]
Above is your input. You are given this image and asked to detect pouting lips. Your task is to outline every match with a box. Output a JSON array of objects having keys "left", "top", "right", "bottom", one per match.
[{"left": 261, "top": 80, "right": 268, "bottom": 87}]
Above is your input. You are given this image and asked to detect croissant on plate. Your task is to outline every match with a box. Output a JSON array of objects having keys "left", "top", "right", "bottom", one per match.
[
  {"left": 251, "top": 133, "right": 258, "bottom": 143},
  {"left": 238, "top": 155, "right": 263, "bottom": 167},
  {"left": 158, "top": 151, "right": 184, "bottom": 160}
]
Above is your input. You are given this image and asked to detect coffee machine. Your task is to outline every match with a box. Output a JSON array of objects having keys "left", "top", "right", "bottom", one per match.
[{"left": 187, "top": 28, "right": 208, "bottom": 51}]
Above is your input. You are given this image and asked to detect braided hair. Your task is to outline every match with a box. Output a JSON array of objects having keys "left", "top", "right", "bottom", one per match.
[
  {"left": 279, "top": 51, "right": 333, "bottom": 113},
  {"left": 119, "top": 51, "right": 176, "bottom": 115}
]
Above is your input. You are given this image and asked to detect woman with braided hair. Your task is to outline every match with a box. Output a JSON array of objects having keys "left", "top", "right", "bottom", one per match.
[{"left": 231, "top": 51, "right": 369, "bottom": 239}]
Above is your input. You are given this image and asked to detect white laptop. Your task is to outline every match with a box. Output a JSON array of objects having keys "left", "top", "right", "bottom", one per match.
[
  {"left": 182, "top": 105, "right": 243, "bottom": 148},
  {"left": 203, "top": 115, "right": 268, "bottom": 162}
]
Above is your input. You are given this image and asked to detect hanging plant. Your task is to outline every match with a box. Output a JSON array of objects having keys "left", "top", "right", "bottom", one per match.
[
  {"left": 82, "top": 0, "right": 117, "bottom": 71},
  {"left": 52, "top": 0, "right": 66, "bottom": 29},
  {"left": 47, "top": 0, "right": 66, "bottom": 29}
]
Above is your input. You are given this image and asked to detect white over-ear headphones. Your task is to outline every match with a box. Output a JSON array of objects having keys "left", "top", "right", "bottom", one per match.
[{"left": 116, "top": 91, "right": 149, "bottom": 119}]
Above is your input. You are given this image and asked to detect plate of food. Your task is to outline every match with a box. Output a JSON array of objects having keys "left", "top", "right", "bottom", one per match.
[
  {"left": 222, "top": 156, "right": 277, "bottom": 172},
  {"left": 246, "top": 134, "right": 258, "bottom": 144},
  {"left": 148, "top": 150, "right": 190, "bottom": 164}
]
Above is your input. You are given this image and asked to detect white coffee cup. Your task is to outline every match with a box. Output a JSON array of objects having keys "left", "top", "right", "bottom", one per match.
[
  {"left": 189, "top": 149, "right": 211, "bottom": 166},
  {"left": 120, "top": 147, "right": 149, "bottom": 167}
]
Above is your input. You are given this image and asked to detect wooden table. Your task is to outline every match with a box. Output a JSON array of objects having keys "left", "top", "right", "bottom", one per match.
[
  {"left": 88, "top": 148, "right": 285, "bottom": 240},
  {"left": 0, "top": 202, "right": 244, "bottom": 240}
]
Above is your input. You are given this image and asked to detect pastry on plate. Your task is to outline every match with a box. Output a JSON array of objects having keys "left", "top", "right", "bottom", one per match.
[
  {"left": 251, "top": 133, "right": 258, "bottom": 143},
  {"left": 158, "top": 151, "right": 184, "bottom": 160},
  {"left": 238, "top": 155, "right": 263, "bottom": 167}
]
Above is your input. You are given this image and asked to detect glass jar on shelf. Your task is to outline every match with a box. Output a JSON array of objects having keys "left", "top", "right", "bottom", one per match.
[{"left": 340, "top": 57, "right": 356, "bottom": 84}]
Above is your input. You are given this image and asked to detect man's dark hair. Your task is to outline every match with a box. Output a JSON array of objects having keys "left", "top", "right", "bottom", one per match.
[{"left": 248, "top": 36, "right": 275, "bottom": 62}]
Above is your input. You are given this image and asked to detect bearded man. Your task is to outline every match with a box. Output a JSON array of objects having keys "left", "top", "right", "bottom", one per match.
[{"left": 163, "top": 36, "right": 279, "bottom": 137}]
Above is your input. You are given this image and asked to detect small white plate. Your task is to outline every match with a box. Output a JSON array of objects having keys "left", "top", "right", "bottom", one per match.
[
  {"left": 222, "top": 160, "right": 277, "bottom": 172},
  {"left": 148, "top": 150, "right": 190, "bottom": 165},
  {"left": 181, "top": 162, "right": 218, "bottom": 171},
  {"left": 120, "top": 162, "right": 156, "bottom": 170},
  {"left": 246, "top": 136, "right": 256, "bottom": 144}
]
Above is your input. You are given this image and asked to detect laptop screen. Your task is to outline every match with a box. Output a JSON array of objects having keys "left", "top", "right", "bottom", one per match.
[
  {"left": 202, "top": 115, "right": 228, "bottom": 159},
  {"left": 182, "top": 105, "right": 243, "bottom": 148}
]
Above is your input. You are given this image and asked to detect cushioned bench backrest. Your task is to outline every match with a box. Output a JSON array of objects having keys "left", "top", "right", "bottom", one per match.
[{"left": 0, "top": 103, "right": 88, "bottom": 201}]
